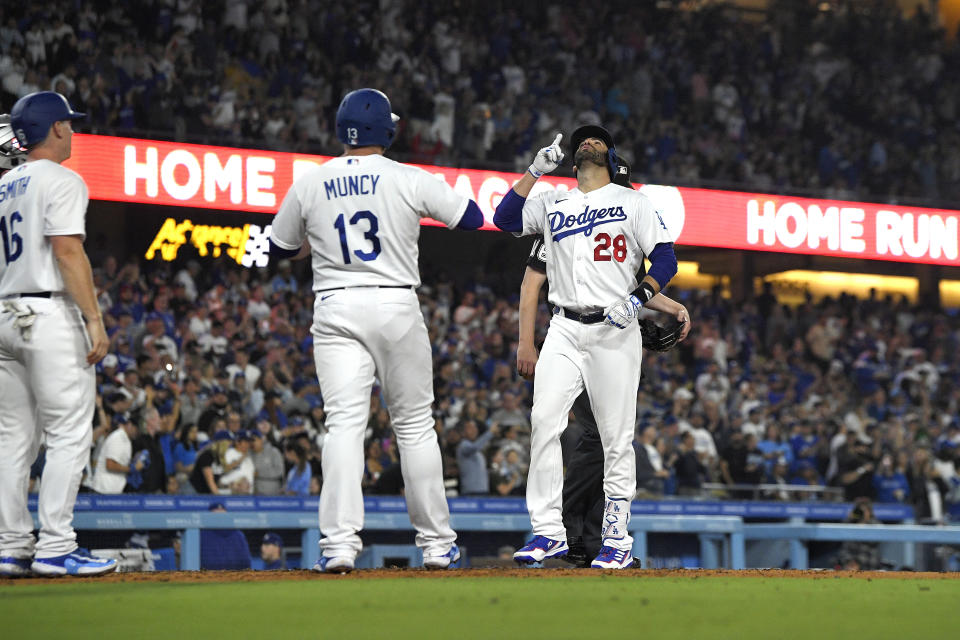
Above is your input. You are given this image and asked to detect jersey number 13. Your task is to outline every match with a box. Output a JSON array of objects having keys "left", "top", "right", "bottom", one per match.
[{"left": 334, "top": 210, "right": 381, "bottom": 264}]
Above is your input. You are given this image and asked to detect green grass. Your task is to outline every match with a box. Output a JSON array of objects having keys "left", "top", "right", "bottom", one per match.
[{"left": 2, "top": 576, "right": 958, "bottom": 639}]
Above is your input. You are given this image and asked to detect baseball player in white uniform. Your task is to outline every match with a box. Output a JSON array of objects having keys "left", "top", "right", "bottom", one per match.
[
  {"left": 0, "top": 92, "right": 116, "bottom": 577},
  {"left": 494, "top": 126, "right": 678, "bottom": 569},
  {"left": 269, "top": 88, "right": 485, "bottom": 573}
]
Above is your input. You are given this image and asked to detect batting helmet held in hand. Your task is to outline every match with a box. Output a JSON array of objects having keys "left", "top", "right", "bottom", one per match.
[
  {"left": 336, "top": 88, "right": 400, "bottom": 149},
  {"left": 570, "top": 124, "right": 618, "bottom": 179},
  {"left": 10, "top": 91, "right": 85, "bottom": 149},
  {"left": 0, "top": 114, "right": 27, "bottom": 171}
]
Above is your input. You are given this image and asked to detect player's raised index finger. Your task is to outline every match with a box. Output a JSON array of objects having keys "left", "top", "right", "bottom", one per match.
[{"left": 551, "top": 133, "right": 562, "bottom": 147}]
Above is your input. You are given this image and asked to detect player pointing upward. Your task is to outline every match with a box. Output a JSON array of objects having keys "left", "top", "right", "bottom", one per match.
[
  {"left": 0, "top": 92, "right": 116, "bottom": 577},
  {"left": 518, "top": 156, "right": 690, "bottom": 566},
  {"left": 494, "top": 126, "right": 678, "bottom": 569},
  {"left": 269, "top": 88, "right": 485, "bottom": 573}
]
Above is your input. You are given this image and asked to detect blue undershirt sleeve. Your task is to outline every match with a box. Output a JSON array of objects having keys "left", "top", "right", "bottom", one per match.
[
  {"left": 647, "top": 242, "right": 678, "bottom": 290},
  {"left": 455, "top": 200, "right": 484, "bottom": 230},
  {"left": 492, "top": 189, "right": 525, "bottom": 233},
  {"left": 269, "top": 239, "right": 301, "bottom": 261}
]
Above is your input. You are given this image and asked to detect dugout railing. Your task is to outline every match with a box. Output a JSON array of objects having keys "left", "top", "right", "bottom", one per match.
[{"left": 29, "top": 495, "right": 960, "bottom": 571}]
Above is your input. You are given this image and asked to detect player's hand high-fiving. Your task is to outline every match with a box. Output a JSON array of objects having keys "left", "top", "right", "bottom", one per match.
[{"left": 528, "top": 133, "right": 564, "bottom": 178}]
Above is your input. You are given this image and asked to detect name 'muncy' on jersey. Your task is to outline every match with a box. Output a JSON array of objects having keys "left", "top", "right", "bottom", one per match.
[
  {"left": 519, "top": 182, "right": 672, "bottom": 312},
  {"left": 270, "top": 155, "right": 469, "bottom": 290},
  {"left": 0, "top": 159, "right": 88, "bottom": 297}
]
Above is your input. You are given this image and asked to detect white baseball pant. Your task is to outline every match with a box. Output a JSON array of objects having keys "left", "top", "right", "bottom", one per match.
[
  {"left": 0, "top": 296, "right": 95, "bottom": 560},
  {"left": 527, "top": 315, "right": 640, "bottom": 551},
  {"left": 312, "top": 287, "right": 456, "bottom": 559}
]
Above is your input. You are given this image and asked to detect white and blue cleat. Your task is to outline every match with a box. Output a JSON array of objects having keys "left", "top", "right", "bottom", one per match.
[
  {"left": 313, "top": 556, "right": 354, "bottom": 574},
  {"left": 30, "top": 551, "right": 118, "bottom": 577},
  {"left": 513, "top": 536, "right": 569, "bottom": 564},
  {"left": 0, "top": 556, "right": 33, "bottom": 578},
  {"left": 590, "top": 545, "right": 633, "bottom": 569},
  {"left": 423, "top": 544, "right": 461, "bottom": 570}
]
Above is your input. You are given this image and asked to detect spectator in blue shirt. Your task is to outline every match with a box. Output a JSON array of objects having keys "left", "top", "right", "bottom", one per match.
[
  {"left": 789, "top": 421, "right": 821, "bottom": 475},
  {"left": 873, "top": 454, "right": 910, "bottom": 503},
  {"left": 757, "top": 424, "right": 793, "bottom": 479},
  {"left": 257, "top": 390, "right": 289, "bottom": 431},
  {"left": 173, "top": 424, "right": 200, "bottom": 491},
  {"left": 457, "top": 421, "right": 499, "bottom": 495},
  {"left": 789, "top": 460, "right": 825, "bottom": 497},
  {"left": 284, "top": 442, "right": 311, "bottom": 497},
  {"left": 270, "top": 259, "right": 298, "bottom": 294}
]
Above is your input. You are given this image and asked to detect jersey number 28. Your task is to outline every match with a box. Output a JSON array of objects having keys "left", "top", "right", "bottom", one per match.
[
  {"left": 334, "top": 210, "right": 381, "bottom": 264},
  {"left": 594, "top": 233, "right": 627, "bottom": 262},
  {"left": 0, "top": 211, "right": 23, "bottom": 265}
]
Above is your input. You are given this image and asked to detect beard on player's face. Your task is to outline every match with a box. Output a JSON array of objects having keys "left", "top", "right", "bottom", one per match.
[{"left": 574, "top": 147, "right": 605, "bottom": 169}]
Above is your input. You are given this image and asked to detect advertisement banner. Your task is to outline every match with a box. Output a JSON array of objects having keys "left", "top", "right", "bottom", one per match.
[{"left": 66, "top": 134, "right": 960, "bottom": 266}]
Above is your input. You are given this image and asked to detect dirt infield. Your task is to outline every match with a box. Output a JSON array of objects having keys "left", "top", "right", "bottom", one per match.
[{"left": 4, "top": 567, "right": 958, "bottom": 586}]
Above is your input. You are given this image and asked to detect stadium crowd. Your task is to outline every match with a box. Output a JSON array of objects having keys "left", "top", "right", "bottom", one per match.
[
  {"left": 1, "top": 1, "right": 959, "bottom": 205},
  {"left": 34, "top": 245, "right": 955, "bottom": 524}
]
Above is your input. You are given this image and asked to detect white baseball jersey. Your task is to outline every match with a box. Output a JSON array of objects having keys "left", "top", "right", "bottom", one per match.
[
  {"left": 520, "top": 183, "right": 671, "bottom": 312},
  {"left": 0, "top": 159, "right": 88, "bottom": 296},
  {"left": 271, "top": 155, "right": 468, "bottom": 290},
  {"left": 0, "top": 156, "right": 96, "bottom": 560}
]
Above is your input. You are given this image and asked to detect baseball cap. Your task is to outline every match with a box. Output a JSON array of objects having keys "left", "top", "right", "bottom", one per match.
[
  {"left": 212, "top": 429, "right": 235, "bottom": 442},
  {"left": 237, "top": 430, "right": 255, "bottom": 442},
  {"left": 673, "top": 387, "right": 694, "bottom": 401},
  {"left": 262, "top": 532, "right": 283, "bottom": 547}
]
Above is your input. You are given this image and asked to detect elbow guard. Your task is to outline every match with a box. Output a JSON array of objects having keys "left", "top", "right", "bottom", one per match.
[
  {"left": 492, "top": 189, "right": 525, "bottom": 233},
  {"left": 647, "top": 242, "right": 678, "bottom": 290}
]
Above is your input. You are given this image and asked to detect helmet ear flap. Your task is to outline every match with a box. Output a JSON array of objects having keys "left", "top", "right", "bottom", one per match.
[{"left": 607, "top": 149, "right": 618, "bottom": 180}]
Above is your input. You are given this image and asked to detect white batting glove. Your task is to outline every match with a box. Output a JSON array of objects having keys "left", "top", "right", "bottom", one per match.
[
  {"left": 603, "top": 295, "right": 642, "bottom": 329},
  {"left": 528, "top": 133, "right": 564, "bottom": 178}
]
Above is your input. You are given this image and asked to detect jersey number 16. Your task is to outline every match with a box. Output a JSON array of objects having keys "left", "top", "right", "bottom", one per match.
[
  {"left": 334, "top": 210, "right": 381, "bottom": 264},
  {"left": 0, "top": 211, "right": 23, "bottom": 265}
]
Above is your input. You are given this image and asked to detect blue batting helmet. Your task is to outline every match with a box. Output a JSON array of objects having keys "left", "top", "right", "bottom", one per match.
[
  {"left": 335, "top": 88, "right": 399, "bottom": 149},
  {"left": 10, "top": 91, "right": 85, "bottom": 149},
  {"left": 570, "top": 124, "right": 618, "bottom": 180}
]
